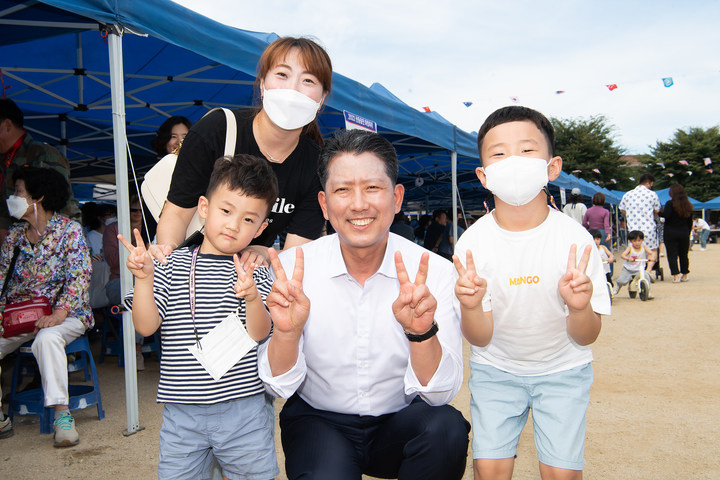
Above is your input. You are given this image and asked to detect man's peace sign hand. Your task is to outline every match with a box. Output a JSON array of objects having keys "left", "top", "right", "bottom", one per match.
[
  {"left": 452, "top": 250, "right": 487, "bottom": 310},
  {"left": 392, "top": 251, "right": 437, "bottom": 335},
  {"left": 558, "top": 244, "right": 594, "bottom": 311},
  {"left": 118, "top": 228, "right": 154, "bottom": 279},
  {"left": 233, "top": 254, "right": 259, "bottom": 301},
  {"left": 266, "top": 248, "right": 310, "bottom": 336}
]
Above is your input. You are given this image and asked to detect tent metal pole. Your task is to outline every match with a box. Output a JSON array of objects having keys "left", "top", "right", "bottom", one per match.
[
  {"left": 59, "top": 116, "right": 67, "bottom": 158},
  {"left": 108, "top": 29, "right": 142, "bottom": 436},
  {"left": 76, "top": 32, "right": 84, "bottom": 105},
  {"left": 451, "top": 150, "right": 457, "bottom": 243}
]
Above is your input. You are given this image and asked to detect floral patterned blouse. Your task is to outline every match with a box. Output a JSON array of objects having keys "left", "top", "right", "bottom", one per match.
[{"left": 0, "top": 213, "right": 93, "bottom": 329}]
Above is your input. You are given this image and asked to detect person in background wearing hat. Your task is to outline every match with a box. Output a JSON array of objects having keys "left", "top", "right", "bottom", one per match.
[{"left": 563, "top": 187, "right": 587, "bottom": 224}]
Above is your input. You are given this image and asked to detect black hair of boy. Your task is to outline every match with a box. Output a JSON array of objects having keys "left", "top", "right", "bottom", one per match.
[
  {"left": 318, "top": 129, "right": 398, "bottom": 188},
  {"left": 627, "top": 230, "right": 645, "bottom": 241},
  {"left": 205, "top": 154, "right": 279, "bottom": 217},
  {"left": 476, "top": 105, "right": 555, "bottom": 159},
  {"left": 589, "top": 229, "right": 602, "bottom": 240},
  {"left": 13, "top": 166, "right": 70, "bottom": 212}
]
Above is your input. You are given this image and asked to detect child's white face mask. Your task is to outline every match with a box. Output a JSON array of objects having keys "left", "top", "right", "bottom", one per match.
[{"left": 482, "top": 155, "right": 550, "bottom": 206}]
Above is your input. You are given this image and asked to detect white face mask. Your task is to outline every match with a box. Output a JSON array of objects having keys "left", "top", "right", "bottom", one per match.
[
  {"left": 6, "top": 195, "right": 30, "bottom": 219},
  {"left": 262, "top": 88, "right": 321, "bottom": 130},
  {"left": 482, "top": 155, "right": 550, "bottom": 207}
]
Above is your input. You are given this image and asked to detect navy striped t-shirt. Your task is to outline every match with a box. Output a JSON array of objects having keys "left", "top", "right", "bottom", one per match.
[{"left": 124, "top": 247, "right": 272, "bottom": 404}]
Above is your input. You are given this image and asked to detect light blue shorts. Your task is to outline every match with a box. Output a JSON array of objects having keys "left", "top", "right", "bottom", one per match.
[
  {"left": 469, "top": 362, "right": 593, "bottom": 471},
  {"left": 158, "top": 394, "right": 279, "bottom": 480}
]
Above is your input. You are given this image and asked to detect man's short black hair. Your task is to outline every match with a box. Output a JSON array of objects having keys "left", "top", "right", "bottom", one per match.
[
  {"left": 0, "top": 99, "right": 24, "bottom": 128},
  {"left": 476, "top": 106, "right": 555, "bottom": 161},
  {"left": 318, "top": 130, "right": 398, "bottom": 189},
  {"left": 589, "top": 229, "right": 602, "bottom": 240},
  {"left": 13, "top": 166, "right": 70, "bottom": 212},
  {"left": 206, "top": 154, "right": 279, "bottom": 217},
  {"left": 639, "top": 173, "right": 655, "bottom": 185}
]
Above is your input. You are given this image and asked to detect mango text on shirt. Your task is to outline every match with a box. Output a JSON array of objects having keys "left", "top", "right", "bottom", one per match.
[{"left": 509, "top": 275, "right": 540, "bottom": 286}]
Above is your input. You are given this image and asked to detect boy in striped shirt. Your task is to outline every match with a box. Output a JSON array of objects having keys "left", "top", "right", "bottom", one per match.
[{"left": 121, "top": 154, "right": 279, "bottom": 480}]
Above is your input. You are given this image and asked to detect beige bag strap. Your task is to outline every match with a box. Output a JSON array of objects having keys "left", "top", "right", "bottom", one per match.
[{"left": 219, "top": 108, "right": 237, "bottom": 157}]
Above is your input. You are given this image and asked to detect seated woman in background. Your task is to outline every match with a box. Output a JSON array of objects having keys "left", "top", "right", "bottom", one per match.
[
  {"left": 150, "top": 116, "right": 192, "bottom": 158},
  {"left": 0, "top": 166, "right": 92, "bottom": 448}
]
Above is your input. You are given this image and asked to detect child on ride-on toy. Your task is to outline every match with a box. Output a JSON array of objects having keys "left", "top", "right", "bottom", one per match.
[{"left": 613, "top": 230, "right": 656, "bottom": 297}]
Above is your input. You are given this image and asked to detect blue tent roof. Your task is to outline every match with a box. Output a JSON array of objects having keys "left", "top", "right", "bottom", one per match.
[
  {"left": 0, "top": 0, "right": 479, "bottom": 188},
  {"left": 699, "top": 195, "right": 720, "bottom": 209},
  {"left": 653, "top": 187, "right": 703, "bottom": 209},
  {"left": 0, "top": 0, "right": 620, "bottom": 212}
]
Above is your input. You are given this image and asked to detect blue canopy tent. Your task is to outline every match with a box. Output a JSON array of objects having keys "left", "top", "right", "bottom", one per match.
[
  {"left": 2, "top": 0, "right": 494, "bottom": 432},
  {"left": 654, "top": 187, "right": 703, "bottom": 209},
  {"left": 700, "top": 195, "right": 720, "bottom": 210}
]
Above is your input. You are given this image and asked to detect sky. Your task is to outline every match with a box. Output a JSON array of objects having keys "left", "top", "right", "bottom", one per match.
[{"left": 173, "top": 0, "right": 719, "bottom": 155}]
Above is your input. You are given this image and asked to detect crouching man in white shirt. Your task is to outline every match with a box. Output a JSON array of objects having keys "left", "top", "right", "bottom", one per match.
[{"left": 259, "top": 129, "right": 470, "bottom": 480}]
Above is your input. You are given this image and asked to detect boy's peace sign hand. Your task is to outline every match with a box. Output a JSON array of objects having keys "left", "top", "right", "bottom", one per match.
[
  {"left": 118, "top": 228, "right": 154, "bottom": 279},
  {"left": 233, "top": 254, "right": 258, "bottom": 301},
  {"left": 266, "top": 248, "right": 310, "bottom": 336},
  {"left": 452, "top": 250, "right": 487, "bottom": 310},
  {"left": 558, "top": 244, "right": 594, "bottom": 311},
  {"left": 392, "top": 251, "right": 437, "bottom": 335}
]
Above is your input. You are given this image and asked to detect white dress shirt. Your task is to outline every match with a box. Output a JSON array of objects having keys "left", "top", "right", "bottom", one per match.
[{"left": 258, "top": 233, "right": 463, "bottom": 416}]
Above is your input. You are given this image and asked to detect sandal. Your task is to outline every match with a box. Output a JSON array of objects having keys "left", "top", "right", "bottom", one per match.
[{"left": 680, "top": 275, "right": 689, "bottom": 282}]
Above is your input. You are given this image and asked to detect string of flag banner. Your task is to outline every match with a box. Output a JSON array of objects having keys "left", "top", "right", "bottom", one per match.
[
  {"left": 423, "top": 76, "right": 680, "bottom": 112},
  {"left": 568, "top": 157, "right": 713, "bottom": 184}
]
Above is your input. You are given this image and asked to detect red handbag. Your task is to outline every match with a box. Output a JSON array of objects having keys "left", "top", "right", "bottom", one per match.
[
  {"left": 1, "top": 296, "right": 52, "bottom": 337},
  {"left": 1, "top": 246, "right": 54, "bottom": 337}
]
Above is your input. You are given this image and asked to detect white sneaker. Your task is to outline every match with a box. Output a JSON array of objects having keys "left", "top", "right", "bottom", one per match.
[
  {"left": 700, "top": 248, "right": 706, "bottom": 251},
  {"left": 53, "top": 413, "right": 79, "bottom": 447},
  {"left": 136, "top": 351, "right": 145, "bottom": 371},
  {"left": 0, "top": 416, "right": 13, "bottom": 439},
  {"left": 612, "top": 284, "right": 620, "bottom": 296}
]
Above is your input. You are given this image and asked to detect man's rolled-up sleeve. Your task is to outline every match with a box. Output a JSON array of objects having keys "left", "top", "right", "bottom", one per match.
[
  {"left": 257, "top": 335, "right": 308, "bottom": 399},
  {"left": 403, "top": 262, "right": 463, "bottom": 405}
]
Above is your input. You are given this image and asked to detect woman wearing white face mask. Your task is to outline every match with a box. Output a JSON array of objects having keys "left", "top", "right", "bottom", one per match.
[
  {"left": 0, "top": 166, "right": 92, "bottom": 447},
  {"left": 154, "top": 37, "right": 332, "bottom": 267}
]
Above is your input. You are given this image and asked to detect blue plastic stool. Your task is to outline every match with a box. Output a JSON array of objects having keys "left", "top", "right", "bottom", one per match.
[
  {"left": 8, "top": 336, "right": 105, "bottom": 434},
  {"left": 99, "top": 306, "right": 160, "bottom": 367}
]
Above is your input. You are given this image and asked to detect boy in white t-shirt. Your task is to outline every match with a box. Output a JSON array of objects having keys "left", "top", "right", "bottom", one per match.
[
  {"left": 453, "top": 106, "right": 611, "bottom": 480},
  {"left": 590, "top": 229, "right": 615, "bottom": 286}
]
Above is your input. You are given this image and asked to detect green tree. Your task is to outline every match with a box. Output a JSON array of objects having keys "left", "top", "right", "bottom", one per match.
[
  {"left": 551, "top": 115, "right": 627, "bottom": 189},
  {"left": 648, "top": 127, "right": 720, "bottom": 202}
]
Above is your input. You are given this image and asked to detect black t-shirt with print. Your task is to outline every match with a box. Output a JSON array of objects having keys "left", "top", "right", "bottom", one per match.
[{"left": 168, "top": 108, "right": 324, "bottom": 246}]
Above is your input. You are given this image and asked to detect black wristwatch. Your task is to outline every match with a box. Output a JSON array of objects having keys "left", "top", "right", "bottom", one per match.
[{"left": 405, "top": 320, "right": 439, "bottom": 342}]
